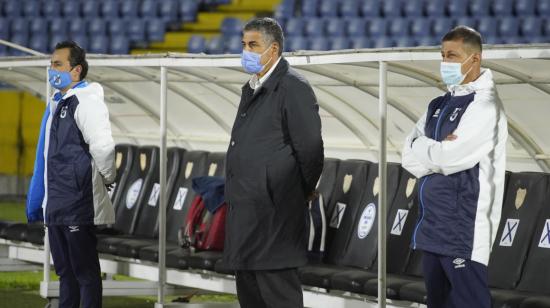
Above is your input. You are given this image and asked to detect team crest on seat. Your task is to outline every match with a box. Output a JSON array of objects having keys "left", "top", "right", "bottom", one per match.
[
  {"left": 185, "top": 162, "right": 194, "bottom": 179},
  {"left": 208, "top": 163, "right": 217, "bottom": 176},
  {"left": 115, "top": 152, "right": 122, "bottom": 169},
  {"left": 515, "top": 188, "right": 527, "bottom": 210},
  {"left": 140, "top": 153, "right": 147, "bottom": 171},
  {"left": 406, "top": 178, "right": 416, "bottom": 198},
  {"left": 343, "top": 174, "right": 353, "bottom": 194},
  {"left": 373, "top": 177, "right": 380, "bottom": 197}
]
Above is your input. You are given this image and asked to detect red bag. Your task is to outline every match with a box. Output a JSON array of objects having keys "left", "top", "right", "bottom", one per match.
[{"left": 179, "top": 195, "right": 227, "bottom": 251}]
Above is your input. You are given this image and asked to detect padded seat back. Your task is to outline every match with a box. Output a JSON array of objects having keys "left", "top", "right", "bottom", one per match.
[
  {"left": 165, "top": 151, "right": 209, "bottom": 242},
  {"left": 339, "top": 163, "right": 402, "bottom": 269},
  {"left": 488, "top": 172, "right": 549, "bottom": 289},
  {"left": 324, "top": 160, "right": 370, "bottom": 264},
  {"left": 111, "top": 144, "right": 137, "bottom": 210},
  {"left": 387, "top": 168, "right": 420, "bottom": 274},
  {"left": 114, "top": 146, "right": 159, "bottom": 235},
  {"left": 307, "top": 158, "right": 340, "bottom": 261},
  {"left": 515, "top": 174, "right": 550, "bottom": 294},
  {"left": 132, "top": 147, "right": 186, "bottom": 237}
]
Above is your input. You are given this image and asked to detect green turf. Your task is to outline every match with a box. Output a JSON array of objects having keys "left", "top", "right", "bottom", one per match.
[
  {"left": 0, "top": 270, "right": 58, "bottom": 289},
  {"left": 0, "top": 202, "right": 26, "bottom": 222}
]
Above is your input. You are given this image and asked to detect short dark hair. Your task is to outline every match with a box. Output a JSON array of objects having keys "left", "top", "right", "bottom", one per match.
[
  {"left": 54, "top": 41, "right": 88, "bottom": 80},
  {"left": 442, "top": 26, "right": 483, "bottom": 53},
  {"left": 243, "top": 18, "right": 284, "bottom": 56}
]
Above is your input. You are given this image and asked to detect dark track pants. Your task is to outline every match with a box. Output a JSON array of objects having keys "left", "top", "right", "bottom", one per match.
[
  {"left": 48, "top": 225, "right": 102, "bottom": 308},
  {"left": 235, "top": 268, "right": 303, "bottom": 308},
  {"left": 422, "top": 250, "right": 491, "bottom": 308}
]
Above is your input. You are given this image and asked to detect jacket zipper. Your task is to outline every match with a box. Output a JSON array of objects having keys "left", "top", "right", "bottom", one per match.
[{"left": 412, "top": 103, "right": 451, "bottom": 249}]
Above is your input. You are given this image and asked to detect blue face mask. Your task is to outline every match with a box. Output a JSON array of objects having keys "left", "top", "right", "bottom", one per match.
[
  {"left": 440, "top": 54, "right": 474, "bottom": 86},
  {"left": 48, "top": 69, "right": 73, "bottom": 90},
  {"left": 241, "top": 45, "right": 273, "bottom": 74}
]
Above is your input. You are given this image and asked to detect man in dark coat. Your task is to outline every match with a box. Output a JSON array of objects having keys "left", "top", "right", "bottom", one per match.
[{"left": 223, "top": 18, "right": 324, "bottom": 308}]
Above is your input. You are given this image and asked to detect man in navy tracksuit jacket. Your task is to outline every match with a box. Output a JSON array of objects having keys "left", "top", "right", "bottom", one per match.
[
  {"left": 27, "top": 41, "right": 116, "bottom": 308},
  {"left": 402, "top": 27, "right": 507, "bottom": 307}
]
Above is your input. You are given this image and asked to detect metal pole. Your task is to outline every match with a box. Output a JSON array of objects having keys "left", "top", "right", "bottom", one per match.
[
  {"left": 157, "top": 66, "right": 168, "bottom": 305},
  {"left": 43, "top": 66, "right": 51, "bottom": 284},
  {"left": 378, "top": 61, "right": 388, "bottom": 308}
]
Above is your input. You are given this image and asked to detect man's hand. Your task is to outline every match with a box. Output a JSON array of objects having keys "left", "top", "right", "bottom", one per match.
[
  {"left": 445, "top": 134, "right": 457, "bottom": 141},
  {"left": 105, "top": 183, "right": 114, "bottom": 192}
]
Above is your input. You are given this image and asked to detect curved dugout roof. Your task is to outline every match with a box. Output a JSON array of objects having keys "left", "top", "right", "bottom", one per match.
[{"left": 0, "top": 44, "right": 549, "bottom": 172}]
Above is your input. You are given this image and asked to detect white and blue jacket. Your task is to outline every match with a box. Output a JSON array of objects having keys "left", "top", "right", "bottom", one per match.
[
  {"left": 402, "top": 69, "right": 508, "bottom": 266},
  {"left": 26, "top": 81, "right": 116, "bottom": 226}
]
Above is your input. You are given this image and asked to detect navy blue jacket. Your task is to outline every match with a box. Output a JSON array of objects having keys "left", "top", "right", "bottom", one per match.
[
  {"left": 29, "top": 82, "right": 117, "bottom": 226},
  {"left": 402, "top": 70, "right": 507, "bottom": 265}
]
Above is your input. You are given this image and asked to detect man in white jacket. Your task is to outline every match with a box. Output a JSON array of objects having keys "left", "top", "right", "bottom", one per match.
[
  {"left": 402, "top": 26, "right": 507, "bottom": 308},
  {"left": 27, "top": 41, "right": 116, "bottom": 308}
]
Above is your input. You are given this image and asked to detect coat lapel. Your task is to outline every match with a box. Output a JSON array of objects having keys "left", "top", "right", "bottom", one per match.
[{"left": 240, "top": 58, "right": 289, "bottom": 111}]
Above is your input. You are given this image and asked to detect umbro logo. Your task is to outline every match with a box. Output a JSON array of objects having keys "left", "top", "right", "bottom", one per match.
[
  {"left": 68, "top": 226, "right": 80, "bottom": 232},
  {"left": 453, "top": 258, "right": 466, "bottom": 269}
]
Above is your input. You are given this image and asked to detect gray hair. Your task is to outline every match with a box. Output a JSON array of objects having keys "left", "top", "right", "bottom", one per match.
[{"left": 243, "top": 18, "right": 284, "bottom": 56}]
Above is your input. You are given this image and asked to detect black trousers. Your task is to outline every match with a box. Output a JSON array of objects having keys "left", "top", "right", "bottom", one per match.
[
  {"left": 48, "top": 225, "right": 102, "bottom": 308},
  {"left": 235, "top": 268, "right": 303, "bottom": 308}
]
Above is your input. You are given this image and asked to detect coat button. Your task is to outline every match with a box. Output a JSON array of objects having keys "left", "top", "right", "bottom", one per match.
[
  {"left": 240, "top": 112, "right": 246, "bottom": 118},
  {"left": 231, "top": 140, "right": 235, "bottom": 146}
]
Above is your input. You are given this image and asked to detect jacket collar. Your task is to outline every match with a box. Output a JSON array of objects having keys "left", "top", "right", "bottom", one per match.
[
  {"left": 242, "top": 57, "right": 289, "bottom": 93},
  {"left": 52, "top": 80, "right": 88, "bottom": 102},
  {"left": 447, "top": 68, "right": 494, "bottom": 96}
]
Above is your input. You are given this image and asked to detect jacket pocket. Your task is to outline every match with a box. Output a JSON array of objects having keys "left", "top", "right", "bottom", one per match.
[
  {"left": 53, "top": 162, "right": 79, "bottom": 192},
  {"left": 74, "top": 162, "right": 91, "bottom": 192}
]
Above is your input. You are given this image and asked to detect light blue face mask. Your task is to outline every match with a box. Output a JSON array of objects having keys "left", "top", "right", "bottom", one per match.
[
  {"left": 440, "top": 54, "right": 474, "bottom": 86},
  {"left": 241, "top": 45, "right": 273, "bottom": 74},
  {"left": 48, "top": 69, "right": 73, "bottom": 90}
]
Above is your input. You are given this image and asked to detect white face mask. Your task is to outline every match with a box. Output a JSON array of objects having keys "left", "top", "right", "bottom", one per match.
[{"left": 440, "top": 54, "right": 474, "bottom": 86}]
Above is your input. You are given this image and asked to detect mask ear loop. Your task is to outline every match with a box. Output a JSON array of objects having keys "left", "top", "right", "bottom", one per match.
[
  {"left": 258, "top": 44, "right": 274, "bottom": 75},
  {"left": 462, "top": 53, "right": 475, "bottom": 77}
]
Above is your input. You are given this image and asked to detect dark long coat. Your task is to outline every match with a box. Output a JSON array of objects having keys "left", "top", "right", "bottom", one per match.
[{"left": 223, "top": 58, "right": 324, "bottom": 270}]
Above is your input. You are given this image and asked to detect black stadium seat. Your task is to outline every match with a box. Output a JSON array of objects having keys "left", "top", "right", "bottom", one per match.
[
  {"left": 97, "top": 146, "right": 160, "bottom": 254},
  {"left": 111, "top": 148, "right": 186, "bottom": 258},
  {"left": 363, "top": 169, "right": 426, "bottom": 300},
  {"left": 2, "top": 221, "right": 39, "bottom": 242},
  {"left": 330, "top": 163, "right": 406, "bottom": 295},
  {"left": 490, "top": 172, "right": 549, "bottom": 288},
  {"left": 0, "top": 221, "right": 17, "bottom": 238},
  {"left": 306, "top": 158, "right": 340, "bottom": 262},
  {"left": 109, "top": 144, "right": 138, "bottom": 216},
  {"left": 298, "top": 160, "right": 370, "bottom": 289},
  {"left": 386, "top": 169, "right": 421, "bottom": 275},
  {"left": 509, "top": 175, "right": 550, "bottom": 306},
  {"left": 139, "top": 150, "right": 209, "bottom": 262},
  {"left": 339, "top": 163, "right": 401, "bottom": 268},
  {"left": 489, "top": 172, "right": 549, "bottom": 307},
  {"left": 111, "top": 150, "right": 206, "bottom": 262},
  {"left": 173, "top": 153, "right": 227, "bottom": 270}
]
